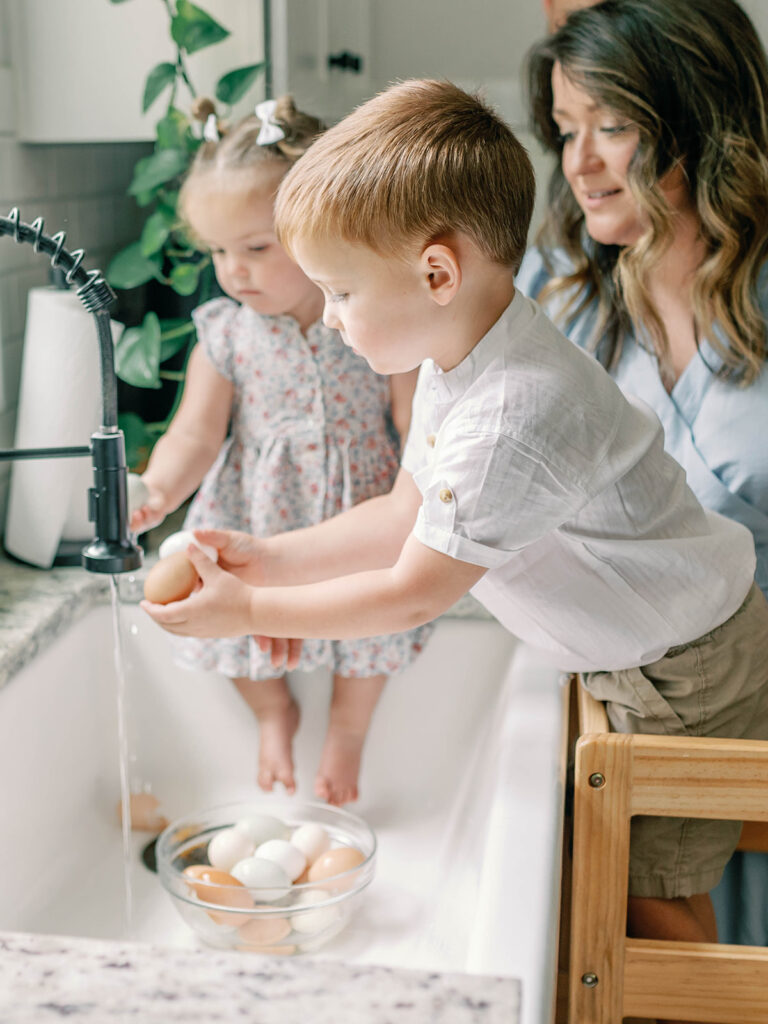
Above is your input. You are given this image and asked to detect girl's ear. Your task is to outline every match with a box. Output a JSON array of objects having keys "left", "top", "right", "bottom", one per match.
[{"left": 420, "top": 243, "right": 461, "bottom": 306}]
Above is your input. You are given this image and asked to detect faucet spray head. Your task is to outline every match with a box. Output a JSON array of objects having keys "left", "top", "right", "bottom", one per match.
[{"left": 82, "top": 431, "right": 142, "bottom": 574}]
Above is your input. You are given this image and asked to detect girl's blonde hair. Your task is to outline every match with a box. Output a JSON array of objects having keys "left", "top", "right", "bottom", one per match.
[
  {"left": 527, "top": 0, "right": 768, "bottom": 384},
  {"left": 275, "top": 79, "right": 535, "bottom": 271},
  {"left": 179, "top": 95, "right": 324, "bottom": 218}
]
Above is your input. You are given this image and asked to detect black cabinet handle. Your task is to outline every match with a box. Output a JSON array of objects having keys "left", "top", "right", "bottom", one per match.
[{"left": 328, "top": 50, "right": 363, "bottom": 73}]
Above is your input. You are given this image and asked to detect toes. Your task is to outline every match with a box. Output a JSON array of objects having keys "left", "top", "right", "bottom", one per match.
[
  {"left": 257, "top": 766, "right": 275, "bottom": 791},
  {"left": 328, "top": 783, "right": 358, "bottom": 807},
  {"left": 314, "top": 775, "right": 331, "bottom": 802}
]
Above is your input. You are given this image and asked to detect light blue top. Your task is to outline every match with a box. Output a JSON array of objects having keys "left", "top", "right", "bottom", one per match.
[{"left": 517, "top": 248, "right": 768, "bottom": 598}]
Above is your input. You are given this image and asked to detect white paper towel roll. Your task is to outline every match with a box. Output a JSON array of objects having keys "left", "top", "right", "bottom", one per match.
[{"left": 4, "top": 286, "right": 123, "bottom": 568}]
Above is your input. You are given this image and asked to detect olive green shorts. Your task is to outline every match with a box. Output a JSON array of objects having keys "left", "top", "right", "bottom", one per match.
[{"left": 581, "top": 582, "right": 768, "bottom": 899}]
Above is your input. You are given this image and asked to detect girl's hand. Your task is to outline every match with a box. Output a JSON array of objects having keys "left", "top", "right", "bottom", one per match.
[
  {"left": 255, "top": 635, "right": 304, "bottom": 670},
  {"left": 129, "top": 478, "right": 169, "bottom": 534},
  {"left": 141, "top": 543, "right": 258, "bottom": 638}
]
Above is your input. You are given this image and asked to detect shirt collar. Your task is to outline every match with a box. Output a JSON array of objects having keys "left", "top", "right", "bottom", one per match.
[{"left": 427, "top": 289, "right": 527, "bottom": 401}]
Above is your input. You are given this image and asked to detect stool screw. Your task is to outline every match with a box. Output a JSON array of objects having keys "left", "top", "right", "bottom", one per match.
[
  {"left": 589, "top": 772, "right": 606, "bottom": 788},
  {"left": 581, "top": 972, "right": 599, "bottom": 988}
]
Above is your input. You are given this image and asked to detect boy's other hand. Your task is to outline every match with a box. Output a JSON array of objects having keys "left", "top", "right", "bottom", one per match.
[{"left": 191, "top": 528, "right": 268, "bottom": 585}]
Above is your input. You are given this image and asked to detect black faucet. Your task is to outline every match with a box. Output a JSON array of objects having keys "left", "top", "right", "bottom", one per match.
[{"left": 0, "top": 209, "right": 142, "bottom": 574}]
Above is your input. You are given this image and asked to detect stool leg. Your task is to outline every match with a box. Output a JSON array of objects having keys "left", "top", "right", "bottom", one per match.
[{"left": 569, "top": 733, "right": 633, "bottom": 1023}]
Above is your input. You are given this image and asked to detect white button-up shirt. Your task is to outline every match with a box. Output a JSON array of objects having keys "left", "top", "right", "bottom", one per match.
[{"left": 402, "top": 290, "right": 756, "bottom": 671}]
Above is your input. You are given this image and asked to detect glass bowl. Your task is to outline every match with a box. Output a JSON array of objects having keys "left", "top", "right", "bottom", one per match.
[{"left": 156, "top": 799, "right": 376, "bottom": 955}]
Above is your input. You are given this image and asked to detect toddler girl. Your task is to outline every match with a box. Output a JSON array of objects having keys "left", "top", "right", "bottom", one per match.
[{"left": 131, "top": 96, "right": 431, "bottom": 806}]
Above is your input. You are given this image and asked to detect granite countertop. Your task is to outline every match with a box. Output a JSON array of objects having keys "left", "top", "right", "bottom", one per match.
[
  {"left": 0, "top": 932, "right": 520, "bottom": 1024},
  {"left": 0, "top": 544, "right": 519, "bottom": 1023}
]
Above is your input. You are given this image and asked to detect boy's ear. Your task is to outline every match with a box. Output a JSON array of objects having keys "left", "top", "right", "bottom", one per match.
[{"left": 420, "top": 243, "right": 461, "bottom": 306}]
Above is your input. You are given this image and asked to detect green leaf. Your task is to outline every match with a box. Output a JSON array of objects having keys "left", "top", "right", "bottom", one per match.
[
  {"left": 215, "top": 63, "right": 265, "bottom": 105},
  {"left": 159, "top": 319, "right": 196, "bottom": 362},
  {"left": 155, "top": 107, "right": 192, "bottom": 151},
  {"left": 116, "top": 313, "right": 163, "bottom": 388},
  {"left": 133, "top": 188, "right": 159, "bottom": 208},
  {"left": 118, "top": 412, "right": 153, "bottom": 471},
  {"left": 157, "top": 191, "right": 180, "bottom": 217},
  {"left": 140, "top": 210, "right": 173, "bottom": 257},
  {"left": 142, "top": 62, "right": 176, "bottom": 113},
  {"left": 128, "top": 148, "right": 189, "bottom": 194},
  {"left": 169, "top": 261, "right": 203, "bottom": 296},
  {"left": 107, "top": 242, "right": 162, "bottom": 289},
  {"left": 171, "top": 0, "right": 229, "bottom": 55}
]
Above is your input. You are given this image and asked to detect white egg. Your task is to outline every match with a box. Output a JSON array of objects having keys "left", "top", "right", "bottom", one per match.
[
  {"left": 207, "top": 826, "right": 255, "bottom": 873},
  {"left": 158, "top": 530, "right": 218, "bottom": 563},
  {"left": 290, "top": 889, "right": 341, "bottom": 935},
  {"left": 126, "top": 473, "right": 150, "bottom": 516},
  {"left": 230, "top": 856, "right": 291, "bottom": 902},
  {"left": 254, "top": 838, "right": 307, "bottom": 882},
  {"left": 235, "top": 813, "right": 289, "bottom": 845},
  {"left": 290, "top": 823, "right": 331, "bottom": 864}
]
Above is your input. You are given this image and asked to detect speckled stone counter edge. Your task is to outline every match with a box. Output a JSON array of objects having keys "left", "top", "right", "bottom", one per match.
[
  {"left": 0, "top": 928, "right": 520, "bottom": 1023},
  {"left": 0, "top": 555, "right": 109, "bottom": 691}
]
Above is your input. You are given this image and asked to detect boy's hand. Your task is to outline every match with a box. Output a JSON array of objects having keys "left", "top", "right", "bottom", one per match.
[
  {"left": 191, "top": 528, "right": 269, "bottom": 585},
  {"left": 141, "top": 543, "right": 258, "bottom": 638}
]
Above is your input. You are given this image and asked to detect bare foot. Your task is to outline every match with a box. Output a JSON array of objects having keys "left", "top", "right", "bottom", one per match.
[
  {"left": 314, "top": 673, "right": 387, "bottom": 806},
  {"left": 256, "top": 696, "right": 300, "bottom": 794},
  {"left": 232, "top": 676, "right": 300, "bottom": 795},
  {"left": 314, "top": 726, "right": 365, "bottom": 806}
]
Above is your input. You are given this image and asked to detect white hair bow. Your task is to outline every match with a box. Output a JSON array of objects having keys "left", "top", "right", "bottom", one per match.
[
  {"left": 255, "top": 99, "right": 285, "bottom": 146},
  {"left": 203, "top": 113, "right": 220, "bottom": 142}
]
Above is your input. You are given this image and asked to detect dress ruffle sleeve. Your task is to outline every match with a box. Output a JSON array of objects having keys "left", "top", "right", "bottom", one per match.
[{"left": 191, "top": 297, "right": 241, "bottom": 380}]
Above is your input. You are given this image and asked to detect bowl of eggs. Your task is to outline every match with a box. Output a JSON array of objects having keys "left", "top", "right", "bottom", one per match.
[{"left": 155, "top": 799, "right": 376, "bottom": 955}]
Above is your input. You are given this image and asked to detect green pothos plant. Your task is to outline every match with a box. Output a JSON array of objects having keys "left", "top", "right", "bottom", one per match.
[{"left": 107, "top": 0, "right": 266, "bottom": 469}]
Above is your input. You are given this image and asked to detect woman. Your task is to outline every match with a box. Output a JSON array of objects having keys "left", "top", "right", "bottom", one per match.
[{"left": 519, "top": 0, "right": 768, "bottom": 946}]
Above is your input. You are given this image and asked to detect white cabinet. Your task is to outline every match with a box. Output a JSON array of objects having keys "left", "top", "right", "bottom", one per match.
[{"left": 10, "top": 0, "right": 265, "bottom": 143}]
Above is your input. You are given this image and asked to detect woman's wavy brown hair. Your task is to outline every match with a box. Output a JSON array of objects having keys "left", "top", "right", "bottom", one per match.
[{"left": 526, "top": 0, "right": 768, "bottom": 384}]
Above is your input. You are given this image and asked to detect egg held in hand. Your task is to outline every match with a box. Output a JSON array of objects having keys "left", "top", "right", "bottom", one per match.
[{"left": 143, "top": 550, "right": 199, "bottom": 604}]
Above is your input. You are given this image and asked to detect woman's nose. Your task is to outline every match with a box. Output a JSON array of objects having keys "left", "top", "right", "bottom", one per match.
[{"left": 568, "top": 132, "right": 603, "bottom": 176}]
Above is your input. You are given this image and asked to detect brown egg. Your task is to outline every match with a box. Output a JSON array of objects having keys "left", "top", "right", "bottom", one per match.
[
  {"left": 237, "top": 910, "right": 292, "bottom": 945},
  {"left": 183, "top": 865, "right": 254, "bottom": 925},
  {"left": 115, "top": 792, "right": 169, "bottom": 833},
  {"left": 307, "top": 845, "right": 366, "bottom": 891},
  {"left": 144, "top": 550, "right": 199, "bottom": 604}
]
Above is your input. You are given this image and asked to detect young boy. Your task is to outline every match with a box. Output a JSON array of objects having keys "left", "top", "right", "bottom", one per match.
[{"left": 143, "top": 79, "right": 768, "bottom": 947}]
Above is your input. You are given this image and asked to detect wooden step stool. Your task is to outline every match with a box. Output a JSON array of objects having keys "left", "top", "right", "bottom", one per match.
[{"left": 568, "top": 679, "right": 768, "bottom": 1023}]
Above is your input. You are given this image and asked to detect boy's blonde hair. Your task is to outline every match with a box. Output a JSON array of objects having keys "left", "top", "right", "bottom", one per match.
[
  {"left": 275, "top": 79, "right": 535, "bottom": 270},
  {"left": 179, "top": 95, "right": 324, "bottom": 220}
]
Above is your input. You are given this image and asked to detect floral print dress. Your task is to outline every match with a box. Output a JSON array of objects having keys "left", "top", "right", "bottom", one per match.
[{"left": 176, "top": 297, "right": 432, "bottom": 680}]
